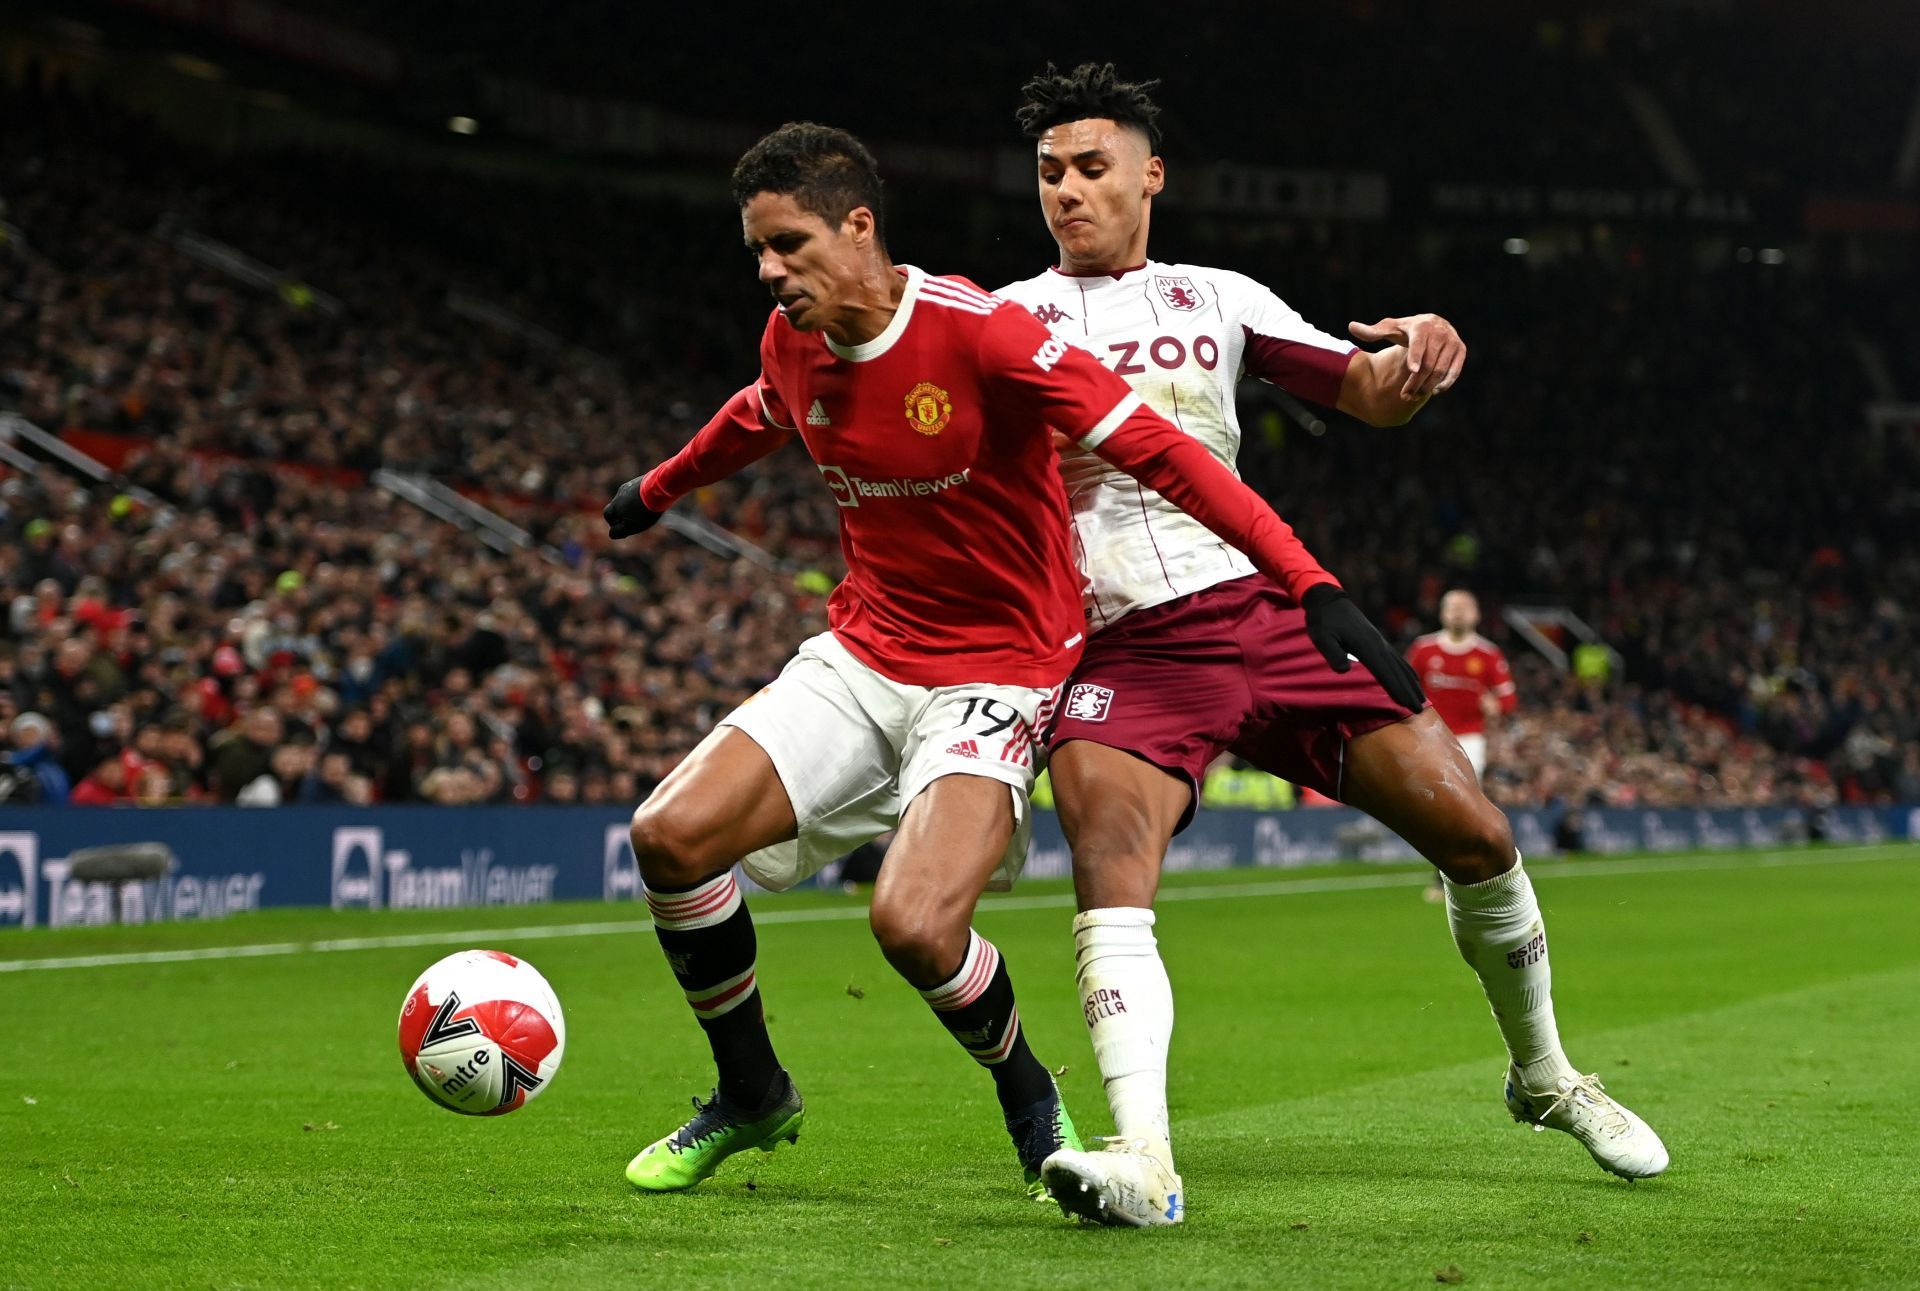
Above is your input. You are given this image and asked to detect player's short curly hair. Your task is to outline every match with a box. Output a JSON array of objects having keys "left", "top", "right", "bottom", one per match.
[
  {"left": 1016, "top": 62, "right": 1163, "bottom": 149},
  {"left": 731, "top": 122, "right": 885, "bottom": 242}
]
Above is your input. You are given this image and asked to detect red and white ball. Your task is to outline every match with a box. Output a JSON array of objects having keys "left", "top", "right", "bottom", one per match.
[{"left": 398, "top": 949, "right": 566, "bottom": 1116}]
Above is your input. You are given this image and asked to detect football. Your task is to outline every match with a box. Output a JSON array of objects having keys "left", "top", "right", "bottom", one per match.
[{"left": 397, "top": 949, "right": 566, "bottom": 1116}]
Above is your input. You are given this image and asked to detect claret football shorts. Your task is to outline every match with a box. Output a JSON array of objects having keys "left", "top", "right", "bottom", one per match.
[
  {"left": 1044, "top": 573, "right": 1422, "bottom": 831},
  {"left": 719, "top": 631, "right": 1058, "bottom": 891}
]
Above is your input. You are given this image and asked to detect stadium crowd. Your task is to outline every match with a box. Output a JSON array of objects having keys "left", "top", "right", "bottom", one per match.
[{"left": 3, "top": 80, "right": 1916, "bottom": 811}]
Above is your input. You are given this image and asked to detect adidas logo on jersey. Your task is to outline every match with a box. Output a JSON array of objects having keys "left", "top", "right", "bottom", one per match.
[
  {"left": 806, "top": 399, "right": 831, "bottom": 426},
  {"left": 945, "top": 739, "right": 981, "bottom": 759}
]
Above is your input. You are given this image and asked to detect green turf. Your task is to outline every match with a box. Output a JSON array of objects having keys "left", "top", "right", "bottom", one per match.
[{"left": 3, "top": 844, "right": 1917, "bottom": 1289}]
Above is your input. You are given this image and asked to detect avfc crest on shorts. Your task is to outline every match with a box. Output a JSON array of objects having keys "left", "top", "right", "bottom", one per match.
[
  {"left": 1155, "top": 276, "right": 1203, "bottom": 312},
  {"left": 904, "top": 381, "right": 953, "bottom": 435},
  {"left": 1064, "top": 683, "right": 1114, "bottom": 723}
]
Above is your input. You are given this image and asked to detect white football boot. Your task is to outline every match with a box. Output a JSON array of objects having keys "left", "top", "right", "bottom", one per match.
[
  {"left": 1505, "top": 1065, "right": 1669, "bottom": 1179},
  {"left": 1041, "top": 1138, "right": 1185, "bottom": 1226}
]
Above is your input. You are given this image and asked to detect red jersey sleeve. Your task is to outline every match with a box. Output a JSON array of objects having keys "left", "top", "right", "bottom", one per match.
[
  {"left": 638, "top": 381, "right": 794, "bottom": 511},
  {"left": 974, "top": 303, "right": 1339, "bottom": 603}
]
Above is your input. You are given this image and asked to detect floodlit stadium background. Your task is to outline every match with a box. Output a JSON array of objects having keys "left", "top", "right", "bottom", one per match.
[{"left": 2, "top": 0, "right": 1917, "bottom": 912}]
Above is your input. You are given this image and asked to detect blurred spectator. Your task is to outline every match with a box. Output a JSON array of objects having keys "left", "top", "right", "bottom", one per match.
[{"left": 3, "top": 712, "right": 71, "bottom": 804}]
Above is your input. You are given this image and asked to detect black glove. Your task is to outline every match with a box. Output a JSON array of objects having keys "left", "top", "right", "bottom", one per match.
[
  {"left": 604, "top": 475, "right": 665, "bottom": 540},
  {"left": 1301, "top": 583, "right": 1427, "bottom": 712}
]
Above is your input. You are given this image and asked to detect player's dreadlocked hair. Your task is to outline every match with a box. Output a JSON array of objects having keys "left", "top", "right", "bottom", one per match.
[
  {"left": 1016, "top": 62, "right": 1163, "bottom": 149},
  {"left": 731, "top": 122, "right": 885, "bottom": 242}
]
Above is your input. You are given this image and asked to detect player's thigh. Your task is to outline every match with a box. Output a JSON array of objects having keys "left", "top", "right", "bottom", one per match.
[
  {"left": 868, "top": 677, "right": 1053, "bottom": 975},
  {"left": 1340, "top": 709, "right": 1515, "bottom": 882},
  {"left": 1048, "top": 616, "right": 1250, "bottom": 907},
  {"left": 1049, "top": 738, "right": 1189, "bottom": 911},
  {"left": 868, "top": 771, "right": 1017, "bottom": 977},
  {"left": 629, "top": 725, "right": 798, "bottom": 883}
]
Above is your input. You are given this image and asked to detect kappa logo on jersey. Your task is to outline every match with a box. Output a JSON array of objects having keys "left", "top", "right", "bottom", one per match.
[
  {"left": 1155, "top": 275, "right": 1203, "bottom": 312},
  {"left": 945, "top": 739, "right": 981, "bottom": 759},
  {"left": 1063, "top": 683, "right": 1114, "bottom": 722},
  {"left": 806, "top": 398, "right": 831, "bottom": 427},
  {"left": 1031, "top": 335, "right": 1070, "bottom": 372},
  {"left": 1031, "top": 303, "right": 1072, "bottom": 325},
  {"left": 904, "top": 381, "right": 953, "bottom": 435}
]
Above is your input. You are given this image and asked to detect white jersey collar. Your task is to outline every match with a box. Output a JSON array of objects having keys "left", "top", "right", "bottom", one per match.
[{"left": 825, "top": 265, "right": 923, "bottom": 362}]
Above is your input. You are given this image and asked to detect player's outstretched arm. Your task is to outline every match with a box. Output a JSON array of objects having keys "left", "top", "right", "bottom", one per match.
[
  {"left": 1081, "top": 410, "right": 1423, "bottom": 709},
  {"left": 604, "top": 382, "right": 794, "bottom": 539},
  {"left": 1337, "top": 315, "right": 1467, "bottom": 427},
  {"left": 984, "top": 304, "right": 1424, "bottom": 708}
]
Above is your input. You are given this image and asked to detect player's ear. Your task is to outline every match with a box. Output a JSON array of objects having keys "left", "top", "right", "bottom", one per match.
[
  {"left": 1143, "top": 155, "right": 1165, "bottom": 199},
  {"left": 844, "top": 205, "right": 877, "bottom": 248}
]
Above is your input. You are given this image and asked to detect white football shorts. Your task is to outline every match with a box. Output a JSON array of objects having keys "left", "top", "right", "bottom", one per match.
[
  {"left": 1456, "top": 732, "right": 1488, "bottom": 782},
  {"left": 718, "top": 631, "right": 1058, "bottom": 892}
]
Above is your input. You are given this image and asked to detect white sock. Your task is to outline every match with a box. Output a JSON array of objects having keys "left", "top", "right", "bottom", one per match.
[
  {"left": 1442, "top": 856, "right": 1577, "bottom": 1093},
  {"left": 1073, "top": 907, "right": 1175, "bottom": 1160}
]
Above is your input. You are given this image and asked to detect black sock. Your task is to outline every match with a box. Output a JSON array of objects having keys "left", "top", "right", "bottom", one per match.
[
  {"left": 645, "top": 872, "right": 781, "bottom": 1110},
  {"left": 918, "top": 930, "right": 1055, "bottom": 1115}
]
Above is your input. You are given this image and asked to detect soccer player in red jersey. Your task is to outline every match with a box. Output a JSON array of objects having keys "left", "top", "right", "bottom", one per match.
[
  {"left": 996, "top": 65, "right": 1666, "bottom": 1223},
  {"left": 1409, "top": 590, "right": 1519, "bottom": 902},
  {"left": 603, "top": 122, "right": 1410, "bottom": 1202},
  {"left": 1409, "top": 590, "right": 1519, "bottom": 785}
]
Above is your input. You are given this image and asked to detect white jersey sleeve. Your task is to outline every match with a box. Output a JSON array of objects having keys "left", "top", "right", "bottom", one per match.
[
  {"left": 996, "top": 263, "right": 1354, "bottom": 629},
  {"left": 1234, "top": 275, "right": 1355, "bottom": 407}
]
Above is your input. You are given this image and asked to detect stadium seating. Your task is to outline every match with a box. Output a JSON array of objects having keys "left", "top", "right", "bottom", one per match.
[{"left": 3, "top": 78, "right": 1915, "bottom": 810}]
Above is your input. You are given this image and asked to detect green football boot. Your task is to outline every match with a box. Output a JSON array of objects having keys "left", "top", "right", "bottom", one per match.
[
  {"left": 626, "top": 1072, "right": 805, "bottom": 1192},
  {"left": 1006, "top": 1078, "right": 1084, "bottom": 1202}
]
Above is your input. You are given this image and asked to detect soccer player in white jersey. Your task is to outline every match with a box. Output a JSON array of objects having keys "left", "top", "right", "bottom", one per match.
[{"left": 994, "top": 65, "right": 1667, "bottom": 1225}]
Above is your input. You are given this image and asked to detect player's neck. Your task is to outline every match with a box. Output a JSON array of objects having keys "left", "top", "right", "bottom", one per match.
[
  {"left": 1056, "top": 255, "right": 1149, "bottom": 278},
  {"left": 1444, "top": 629, "right": 1472, "bottom": 643},
  {"left": 823, "top": 258, "right": 907, "bottom": 348}
]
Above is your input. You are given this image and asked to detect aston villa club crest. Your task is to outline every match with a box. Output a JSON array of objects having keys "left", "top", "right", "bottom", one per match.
[
  {"left": 904, "top": 381, "right": 953, "bottom": 435},
  {"left": 1064, "top": 683, "right": 1114, "bottom": 722},
  {"left": 1155, "top": 275, "right": 1202, "bottom": 312}
]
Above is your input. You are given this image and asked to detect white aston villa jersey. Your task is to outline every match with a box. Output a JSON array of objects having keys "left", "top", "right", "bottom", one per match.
[{"left": 996, "top": 261, "right": 1355, "bottom": 629}]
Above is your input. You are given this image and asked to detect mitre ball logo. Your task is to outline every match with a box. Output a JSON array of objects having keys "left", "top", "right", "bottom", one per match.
[{"left": 904, "top": 381, "right": 953, "bottom": 435}]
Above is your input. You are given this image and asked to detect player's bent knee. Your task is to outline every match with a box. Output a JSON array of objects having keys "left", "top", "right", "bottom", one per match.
[
  {"left": 628, "top": 804, "right": 727, "bottom": 888},
  {"left": 1444, "top": 808, "right": 1517, "bottom": 884},
  {"left": 868, "top": 901, "right": 967, "bottom": 988},
  {"left": 1067, "top": 808, "right": 1167, "bottom": 908},
  {"left": 1071, "top": 840, "right": 1162, "bottom": 909}
]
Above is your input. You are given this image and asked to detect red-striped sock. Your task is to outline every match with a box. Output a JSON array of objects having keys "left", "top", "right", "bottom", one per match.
[
  {"left": 919, "top": 930, "right": 1054, "bottom": 1114},
  {"left": 646, "top": 871, "right": 781, "bottom": 1109}
]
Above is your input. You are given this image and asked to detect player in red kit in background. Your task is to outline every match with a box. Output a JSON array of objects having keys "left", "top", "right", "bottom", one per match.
[
  {"left": 1410, "top": 590, "right": 1518, "bottom": 901},
  {"left": 602, "top": 121, "right": 1408, "bottom": 1209},
  {"left": 1409, "top": 590, "right": 1518, "bottom": 783}
]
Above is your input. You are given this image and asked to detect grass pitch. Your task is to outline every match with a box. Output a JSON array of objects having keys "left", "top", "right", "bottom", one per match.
[{"left": 3, "top": 844, "right": 1917, "bottom": 1289}]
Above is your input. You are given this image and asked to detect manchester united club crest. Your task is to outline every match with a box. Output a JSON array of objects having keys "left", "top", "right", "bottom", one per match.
[
  {"left": 1155, "top": 275, "right": 1203, "bottom": 312},
  {"left": 904, "top": 381, "right": 953, "bottom": 435},
  {"left": 1466, "top": 657, "right": 1485, "bottom": 675}
]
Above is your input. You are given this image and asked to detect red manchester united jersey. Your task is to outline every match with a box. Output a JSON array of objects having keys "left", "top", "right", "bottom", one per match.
[
  {"left": 642, "top": 266, "right": 1340, "bottom": 689},
  {"left": 1406, "top": 632, "right": 1517, "bottom": 736},
  {"left": 763, "top": 269, "right": 1109, "bottom": 687}
]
